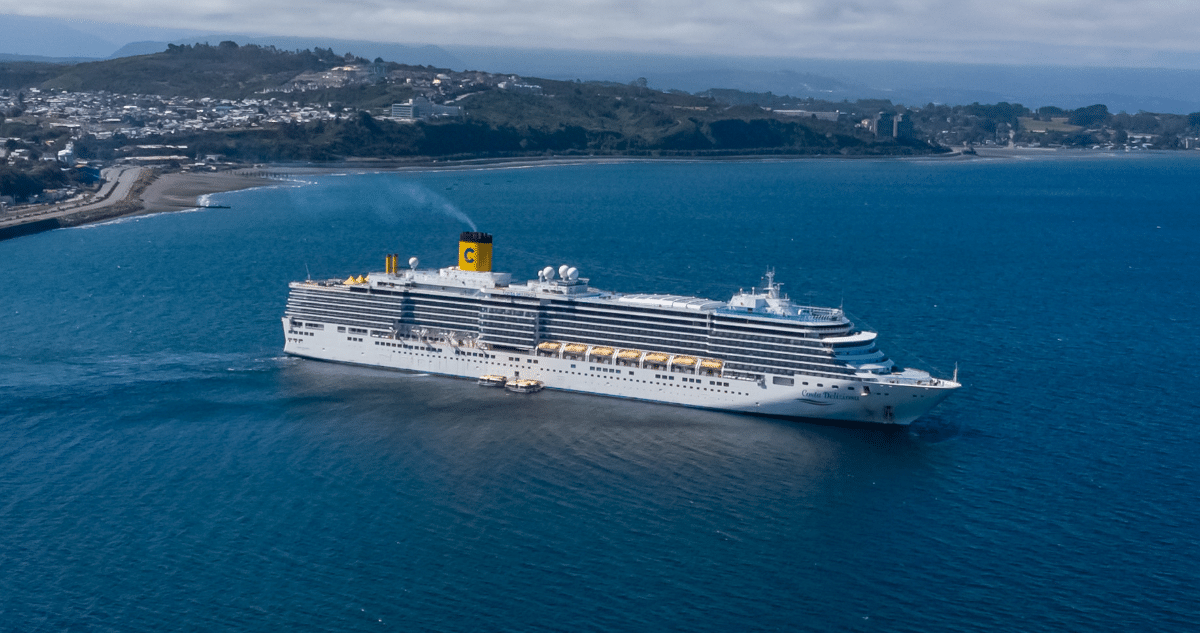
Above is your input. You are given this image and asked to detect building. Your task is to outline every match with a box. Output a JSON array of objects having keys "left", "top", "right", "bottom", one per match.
[
  {"left": 869, "top": 110, "right": 913, "bottom": 139},
  {"left": 392, "top": 97, "right": 430, "bottom": 119},
  {"left": 892, "top": 112, "right": 913, "bottom": 139},
  {"left": 391, "top": 97, "right": 463, "bottom": 120},
  {"left": 871, "top": 111, "right": 894, "bottom": 138}
]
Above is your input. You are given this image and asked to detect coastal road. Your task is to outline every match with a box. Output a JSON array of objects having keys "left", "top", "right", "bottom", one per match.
[{"left": 0, "top": 166, "right": 145, "bottom": 230}]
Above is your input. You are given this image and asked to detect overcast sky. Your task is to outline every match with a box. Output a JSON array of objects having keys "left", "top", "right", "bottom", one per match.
[{"left": 5, "top": 1, "right": 1200, "bottom": 68}]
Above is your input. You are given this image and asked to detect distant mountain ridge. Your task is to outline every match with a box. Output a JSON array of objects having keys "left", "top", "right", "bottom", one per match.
[
  {"left": 439, "top": 46, "right": 1200, "bottom": 113},
  {"left": 0, "top": 14, "right": 122, "bottom": 59},
  {"left": 0, "top": 14, "right": 202, "bottom": 59},
  {"left": 0, "top": 53, "right": 99, "bottom": 64},
  {"left": 4, "top": 13, "right": 1200, "bottom": 113}
]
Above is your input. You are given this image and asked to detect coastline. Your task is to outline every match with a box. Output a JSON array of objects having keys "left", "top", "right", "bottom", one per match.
[
  {"left": 137, "top": 171, "right": 279, "bottom": 215},
  {"left": 0, "top": 168, "right": 277, "bottom": 241},
  {"left": 1, "top": 147, "right": 1176, "bottom": 241}
]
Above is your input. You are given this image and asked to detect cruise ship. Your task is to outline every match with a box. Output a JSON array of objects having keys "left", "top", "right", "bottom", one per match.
[{"left": 282, "top": 232, "right": 959, "bottom": 427}]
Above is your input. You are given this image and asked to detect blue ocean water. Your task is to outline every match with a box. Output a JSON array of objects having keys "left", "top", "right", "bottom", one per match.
[{"left": 2, "top": 154, "right": 1198, "bottom": 631}]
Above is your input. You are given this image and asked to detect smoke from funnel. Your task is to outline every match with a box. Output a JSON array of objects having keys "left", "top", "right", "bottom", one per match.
[{"left": 392, "top": 182, "right": 477, "bottom": 231}]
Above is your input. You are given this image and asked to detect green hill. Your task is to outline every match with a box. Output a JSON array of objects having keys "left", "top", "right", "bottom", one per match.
[
  {"left": 39, "top": 42, "right": 346, "bottom": 98},
  {"left": 2, "top": 42, "right": 942, "bottom": 162}
]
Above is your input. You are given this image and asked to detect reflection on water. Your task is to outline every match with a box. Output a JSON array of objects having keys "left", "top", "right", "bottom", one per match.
[
  {"left": 4, "top": 156, "right": 1199, "bottom": 631},
  {"left": 279, "top": 359, "right": 937, "bottom": 505}
]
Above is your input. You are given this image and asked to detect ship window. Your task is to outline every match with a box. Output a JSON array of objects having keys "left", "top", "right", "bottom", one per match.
[
  {"left": 802, "top": 382, "right": 808, "bottom": 385},
  {"left": 337, "top": 327, "right": 346, "bottom": 333},
  {"left": 773, "top": 377, "right": 794, "bottom": 386},
  {"left": 570, "top": 364, "right": 576, "bottom": 368}
]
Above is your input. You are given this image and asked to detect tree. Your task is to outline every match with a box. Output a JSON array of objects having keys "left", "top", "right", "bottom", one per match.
[
  {"left": 1069, "top": 104, "right": 1110, "bottom": 127},
  {"left": 1129, "top": 112, "right": 1160, "bottom": 133}
]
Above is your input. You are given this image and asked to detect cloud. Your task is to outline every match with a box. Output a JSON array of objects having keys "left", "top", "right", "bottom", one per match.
[{"left": 4, "top": 1, "right": 1200, "bottom": 66}]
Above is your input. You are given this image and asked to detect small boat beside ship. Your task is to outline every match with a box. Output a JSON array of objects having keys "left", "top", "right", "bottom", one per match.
[{"left": 504, "top": 378, "right": 545, "bottom": 394}]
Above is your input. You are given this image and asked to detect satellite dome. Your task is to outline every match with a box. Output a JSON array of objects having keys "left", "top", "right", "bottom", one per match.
[
  {"left": 543, "top": 266, "right": 555, "bottom": 279},
  {"left": 558, "top": 265, "right": 569, "bottom": 279},
  {"left": 408, "top": 257, "right": 419, "bottom": 269},
  {"left": 567, "top": 267, "right": 579, "bottom": 281}
]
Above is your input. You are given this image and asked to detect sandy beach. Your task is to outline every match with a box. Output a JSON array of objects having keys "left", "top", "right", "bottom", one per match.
[{"left": 138, "top": 171, "right": 278, "bottom": 214}]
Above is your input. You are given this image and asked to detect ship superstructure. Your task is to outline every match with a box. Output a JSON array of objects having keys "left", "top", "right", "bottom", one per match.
[{"left": 283, "top": 232, "right": 959, "bottom": 426}]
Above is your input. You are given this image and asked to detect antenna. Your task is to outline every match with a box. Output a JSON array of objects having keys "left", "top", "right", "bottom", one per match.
[
  {"left": 764, "top": 268, "right": 783, "bottom": 299},
  {"left": 953, "top": 362, "right": 959, "bottom": 383},
  {"left": 305, "top": 262, "right": 311, "bottom": 281}
]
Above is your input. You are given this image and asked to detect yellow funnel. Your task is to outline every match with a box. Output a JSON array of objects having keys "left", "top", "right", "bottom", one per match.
[{"left": 458, "top": 232, "right": 493, "bottom": 272}]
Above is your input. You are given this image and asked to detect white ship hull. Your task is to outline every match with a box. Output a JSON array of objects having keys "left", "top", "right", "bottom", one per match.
[{"left": 283, "top": 318, "right": 955, "bottom": 427}]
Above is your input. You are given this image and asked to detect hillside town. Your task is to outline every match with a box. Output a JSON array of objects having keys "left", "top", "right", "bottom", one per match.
[
  {"left": 0, "top": 63, "right": 520, "bottom": 208},
  {"left": 4, "top": 51, "right": 1200, "bottom": 214},
  {"left": 0, "top": 68, "right": 494, "bottom": 148}
]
